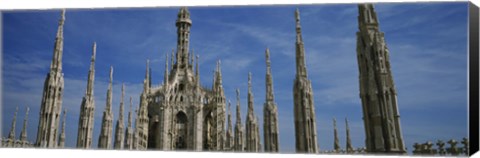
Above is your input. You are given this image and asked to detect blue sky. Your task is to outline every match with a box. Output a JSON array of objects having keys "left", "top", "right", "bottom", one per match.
[{"left": 1, "top": 2, "right": 469, "bottom": 154}]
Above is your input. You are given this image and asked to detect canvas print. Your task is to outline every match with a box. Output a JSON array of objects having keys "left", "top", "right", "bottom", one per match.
[{"left": 1, "top": 2, "right": 472, "bottom": 156}]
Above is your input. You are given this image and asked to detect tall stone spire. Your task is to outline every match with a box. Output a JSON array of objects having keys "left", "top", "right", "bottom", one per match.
[
  {"left": 133, "top": 107, "right": 138, "bottom": 150},
  {"left": 293, "top": 8, "right": 318, "bottom": 154},
  {"left": 225, "top": 100, "right": 233, "bottom": 150},
  {"left": 114, "top": 84, "right": 125, "bottom": 149},
  {"left": 256, "top": 116, "right": 262, "bottom": 152},
  {"left": 212, "top": 70, "right": 217, "bottom": 92},
  {"left": 8, "top": 106, "right": 19, "bottom": 141},
  {"left": 164, "top": 54, "right": 169, "bottom": 85},
  {"left": 263, "top": 48, "right": 280, "bottom": 152},
  {"left": 190, "top": 49, "right": 195, "bottom": 71},
  {"left": 345, "top": 118, "right": 353, "bottom": 154},
  {"left": 333, "top": 118, "right": 340, "bottom": 153},
  {"left": 135, "top": 60, "right": 150, "bottom": 150},
  {"left": 77, "top": 42, "right": 97, "bottom": 149},
  {"left": 210, "top": 60, "right": 226, "bottom": 151},
  {"left": 175, "top": 7, "right": 192, "bottom": 68},
  {"left": 245, "top": 72, "right": 260, "bottom": 152},
  {"left": 234, "top": 89, "right": 244, "bottom": 151},
  {"left": 125, "top": 97, "right": 134, "bottom": 150},
  {"left": 264, "top": 48, "right": 275, "bottom": 102},
  {"left": 36, "top": 9, "right": 66, "bottom": 148},
  {"left": 50, "top": 9, "right": 66, "bottom": 73},
  {"left": 149, "top": 68, "right": 152, "bottom": 88},
  {"left": 358, "top": 4, "right": 379, "bottom": 32},
  {"left": 58, "top": 109, "right": 66, "bottom": 148},
  {"left": 247, "top": 73, "right": 254, "bottom": 118},
  {"left": 171, "top": 49, "right": 175, "bottom": 71},
  {"left": 294, "top": 8, "right": 308, "bottom": 78},
  {"left": 356, "top": 4, "right": 406, "bottom": 154},
  {"left": 195, "top": 55, "right": 200, "bottom": 85},
  {"left": 85, "top": 42, "right": 96, "bottom": 98},
  {"left": 145, "top": 59, "right": 150, "bottom": 92},
  {"left": 213, "top": 60, "right": 224, "bottom": 94},
  {"left": 20, "top": 107, "right": 30, "bottom": 146},
  {"left": 98, "top": 66, "right": 114, "bottom": 149}
]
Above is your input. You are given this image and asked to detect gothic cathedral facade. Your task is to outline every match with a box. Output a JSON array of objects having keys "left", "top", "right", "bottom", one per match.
[{"left": 143, "top": 7, "right": 226, "bottom": 151}]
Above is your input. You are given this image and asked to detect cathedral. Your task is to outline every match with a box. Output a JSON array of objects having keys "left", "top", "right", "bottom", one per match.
[{"left": 1, "top": 4, "right": 408, "bottom": 155}]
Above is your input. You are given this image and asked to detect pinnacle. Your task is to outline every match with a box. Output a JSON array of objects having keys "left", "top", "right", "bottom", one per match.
[
  {"left": 109, "top": 66, "right": 114, "bottom": 83},
  {"left": 92, "top": 42, "right": 97, "bottom": 60},
  {"left": 61, "top": 9, "right": 66, "bottom": 20},
  {"left": 248, "top": 72, "right": 252, "bottom": 89}
]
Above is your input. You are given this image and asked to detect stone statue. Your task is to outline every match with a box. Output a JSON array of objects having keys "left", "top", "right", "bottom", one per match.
[
  {"left": 461, "top": 137, "right": 468, "bottom": 155},
  {"left": 436, "top": 140, "right": 446, "bottom": 155},
  {"left": 447, "top": 139, "right": 459, "bottom": 156}
]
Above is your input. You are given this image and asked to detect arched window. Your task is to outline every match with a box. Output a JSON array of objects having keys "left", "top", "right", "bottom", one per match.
[
  {"left": 179, "top": 84, "right": 184, "bottom": 91},
  {"left": 175, "top": 112, "right": 188, "bottom": 150},
  {"left": 203, "top": 112, "right": 214, "bottom": 150}
]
